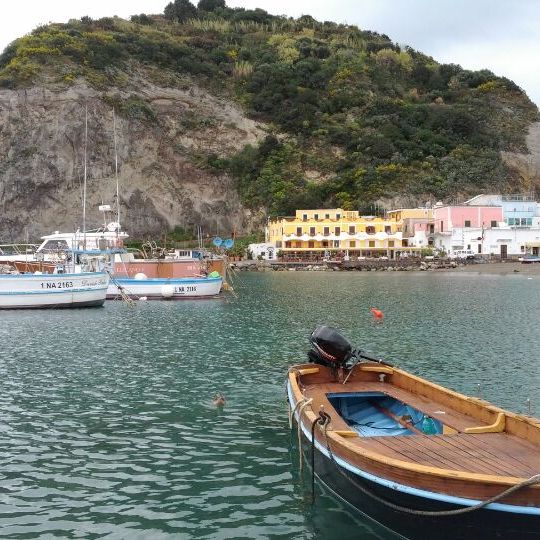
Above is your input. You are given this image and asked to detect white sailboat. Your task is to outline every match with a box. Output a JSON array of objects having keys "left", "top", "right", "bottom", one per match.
[{"left": 0, "top": 102, "right": 110, "bottom": 309}]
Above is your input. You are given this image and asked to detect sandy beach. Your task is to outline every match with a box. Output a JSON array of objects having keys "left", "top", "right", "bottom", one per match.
[{"left": 454, "top": 261, "right": 540, "bottom": 276}]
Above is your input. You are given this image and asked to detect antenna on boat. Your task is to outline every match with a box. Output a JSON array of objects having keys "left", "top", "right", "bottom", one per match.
[
  {"left": 112, "top": 108, "right": 120, "bottom": 227},
  {"left": 82, "top": 101, "right": 88, "bottom": 250}
]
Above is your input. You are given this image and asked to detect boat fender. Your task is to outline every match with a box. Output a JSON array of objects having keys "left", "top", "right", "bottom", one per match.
[{"left": 161, "top": 285, "right": 174, "bottom": 299}]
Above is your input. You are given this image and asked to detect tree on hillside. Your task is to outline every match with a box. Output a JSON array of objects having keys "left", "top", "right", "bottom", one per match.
[
  {"left": 197, "top": 0, "right": 226, "bottom": 11},
  {"left": 164, "top": 0, "right": 197, "bottom": 22}
]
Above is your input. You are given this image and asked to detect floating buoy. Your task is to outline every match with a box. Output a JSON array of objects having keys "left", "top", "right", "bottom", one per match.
[{"left": 370, "top": 307, "right": 384, "bottom": 321}]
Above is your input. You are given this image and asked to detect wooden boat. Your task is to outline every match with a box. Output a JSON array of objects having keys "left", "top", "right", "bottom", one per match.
[{"left": 287, "top": 326, "right": 540, "bottom": 540}]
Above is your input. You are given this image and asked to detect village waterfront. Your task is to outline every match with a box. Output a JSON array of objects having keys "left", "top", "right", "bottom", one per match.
[{"left": 0, "top": 271, "right": 539, "bottom": 539}]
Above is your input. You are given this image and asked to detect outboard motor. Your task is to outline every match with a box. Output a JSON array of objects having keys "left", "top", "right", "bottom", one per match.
[{"left": 308, "top": 325, "right": 353, "bottom": 368}]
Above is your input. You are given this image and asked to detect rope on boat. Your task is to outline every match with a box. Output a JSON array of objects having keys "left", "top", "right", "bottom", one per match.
[
  {"left": 311, "top": 414, "right": 325, "bottom": 503},
  {"left": 289, "top": 397, "right": 314, "bottom": 473},
  {"left": 314, "top": 411, "right": 540, "bottom": 517},
  {"left": 106, "top": 270, "right": 137, "bottom": 307}
]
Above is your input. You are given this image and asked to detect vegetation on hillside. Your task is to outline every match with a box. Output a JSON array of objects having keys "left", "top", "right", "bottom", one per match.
[{"left": 0, "top": 0, "right": 537, "bottom": 217}]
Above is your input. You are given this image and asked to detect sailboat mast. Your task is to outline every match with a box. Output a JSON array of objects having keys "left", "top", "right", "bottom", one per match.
[
  {"left": 83, "top": 102, "right": 88, "bottom": 250},
  {"left": 113, "top": 108, "right": 120, "bottom": 226}
]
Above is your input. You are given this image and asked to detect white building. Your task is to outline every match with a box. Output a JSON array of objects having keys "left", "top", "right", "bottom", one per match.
[
  {"left": 248, "top": 243, "right": 278, "bottom": 260},
  {"left": 434, "top": 225, "right": 540, "bottom": 258}
]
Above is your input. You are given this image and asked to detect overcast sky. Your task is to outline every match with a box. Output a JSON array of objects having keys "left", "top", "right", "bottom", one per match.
[{"left": 1, "top": 0, "right": 538, "bottom": 107}]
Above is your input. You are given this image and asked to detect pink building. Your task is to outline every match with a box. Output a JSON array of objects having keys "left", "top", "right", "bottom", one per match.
[{"left": 433, "top": 205, "right": 503, "bottom": 233}]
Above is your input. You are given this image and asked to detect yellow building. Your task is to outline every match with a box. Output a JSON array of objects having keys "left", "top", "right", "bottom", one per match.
[
  {"left": 267, "top": 208, "right": 414, "bottom": 259},
  {"left": 387, "top": 208, "right": 434, "bottom": 245}
]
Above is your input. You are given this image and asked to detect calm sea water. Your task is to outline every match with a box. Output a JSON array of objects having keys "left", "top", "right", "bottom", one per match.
[{"left": 0, "top": 271, "right": 539, "bottom": 539}]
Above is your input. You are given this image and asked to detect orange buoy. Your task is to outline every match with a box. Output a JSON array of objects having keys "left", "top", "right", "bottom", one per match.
[{"left": 370, "top": 307, "right": 384, "bottom": 321}]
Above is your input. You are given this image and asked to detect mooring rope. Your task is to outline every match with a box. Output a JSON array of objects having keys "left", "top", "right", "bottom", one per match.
[
  {"left": 314, "top": 411, "right": 540, "bottom": 517},
  {"left": 289, "top": 397, "right": 314, "bottom": 474},
  {"left": 106, "top": 270, "right": 137, "bottom": 307}
]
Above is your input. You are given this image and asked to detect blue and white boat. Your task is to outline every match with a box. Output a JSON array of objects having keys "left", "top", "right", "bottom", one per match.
[
  {"left": 0, "top": 257, "right": 109, "bottom": 309},
  {"left": 107, "top": 274, "right": 222, "bottom": 300}
]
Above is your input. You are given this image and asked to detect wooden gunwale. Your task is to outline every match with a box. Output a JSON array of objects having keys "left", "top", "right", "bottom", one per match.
[{"left": 288, "top": 364, "right": 540, "bottom": 505}]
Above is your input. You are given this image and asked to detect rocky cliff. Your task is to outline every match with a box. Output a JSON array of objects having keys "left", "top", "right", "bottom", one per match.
[
  {"left": 0, "top": 9, "right": 539, "bottom": 240},
  {"left": 0, "top": 73, "right": 265, "bottom": 241}
]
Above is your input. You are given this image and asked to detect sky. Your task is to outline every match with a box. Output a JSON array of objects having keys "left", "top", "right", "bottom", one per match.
[{"left": 0, "top": 0, "right": 538, "bottom": 107}]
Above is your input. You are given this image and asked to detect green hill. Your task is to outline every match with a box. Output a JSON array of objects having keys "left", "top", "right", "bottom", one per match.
[{"left": 0, "top": 0, "right": 538, "bottom": 219}]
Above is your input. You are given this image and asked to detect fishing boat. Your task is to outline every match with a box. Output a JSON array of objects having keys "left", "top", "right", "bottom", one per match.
[
  {"left": 107, "top": 273, "right": 223, "bottom": 300},
  {"left": 0, "top": 254, "right": 109, "bottom": 309},
  {"left": 287, "top": 326, "right": 540, "bottom": 539}
]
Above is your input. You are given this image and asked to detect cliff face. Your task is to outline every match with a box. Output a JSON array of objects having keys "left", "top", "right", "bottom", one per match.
[
  {"left": 1, "top": 12, "right": 539, "bottom": 236},
  {"left": 501, "top": 122, "right": 540, "bottom": 192},
  {"left": 0, "top": 75, "right": 265, "bottom": 241}
]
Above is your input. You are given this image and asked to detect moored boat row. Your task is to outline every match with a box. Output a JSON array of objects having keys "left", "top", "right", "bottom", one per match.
[{"left": 0, "top": 221, "right": 228, "bottom": 308}]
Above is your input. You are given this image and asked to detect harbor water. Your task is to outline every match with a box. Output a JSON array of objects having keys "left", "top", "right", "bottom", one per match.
[{"left": 0, "top": 271, "right": 539, "bottom": 539}]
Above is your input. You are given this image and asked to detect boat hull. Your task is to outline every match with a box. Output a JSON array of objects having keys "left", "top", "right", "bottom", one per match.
[
  {"left": 288, "top": 381, "right": 540, "bottom": 540},
  {"left": 308, "top": 432, "right": 540, "bottom": 540},
  {"left": 107, "top": 276, "right": 222, "bottom": 299},
  {"left": 0, "top": 272, "right": 109, "bottom": 309}
]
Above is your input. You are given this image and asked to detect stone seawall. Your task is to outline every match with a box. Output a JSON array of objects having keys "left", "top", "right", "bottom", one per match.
[{"left": 231, "top": 259, "right": 470, "bottom": 272}]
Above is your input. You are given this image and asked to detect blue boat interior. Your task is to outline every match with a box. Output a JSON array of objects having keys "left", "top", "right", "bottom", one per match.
[{"left": 326, "top": 391, "right": 443, "bottom": 437}]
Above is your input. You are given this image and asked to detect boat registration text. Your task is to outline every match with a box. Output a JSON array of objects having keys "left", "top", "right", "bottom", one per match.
[
  {"left": 40, "top": 281, "right": 74, "bottom": 289},
  {"left": 174, "top": 285, "right": 196, "bottom": 294}
]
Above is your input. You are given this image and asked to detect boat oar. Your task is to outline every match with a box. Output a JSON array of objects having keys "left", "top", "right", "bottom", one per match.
[{"left": 368, "top": 400, "right": 424, "bottom": 435}]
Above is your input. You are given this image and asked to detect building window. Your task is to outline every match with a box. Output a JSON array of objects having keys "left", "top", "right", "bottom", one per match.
[
  {"left": 310, "top": 227, "right": 316, "bottom": 236},
  {"left": 325, "top": 213, "right": 330, "bottom": 219},
  {"left": 349, "top": 225, "right": 356, "bottom": 234},
  {"left": 385, "top": 225, "right": 392, "bottom": 233},
  {"left": 322, "top": 241, "right": 328, "bottom": 247},
  {"left": 366, "top": 226, "right": 375, "bottom": 235},
  {"left": 429, "top": 224, "right": 434, "bottom": 234},
  {"left": 276, "top": 241, "right": 282, "bottom": 248},
  {"left": 467, "top": 244, "right": 471, "bottom": 250},
  {"left": 335, "top": 226, "right": 341, "bottom": 236},
  {"left": 369, "top": 241, "right": 375, "bottom": 248},
  {"left": 302, "top": 214, "right": 308, "bottom": 222},
  {"left": 308, "top": 241, "right": 314, "bottom": 248},
  {"left": 333, "top": 240, "right": 340, "bottom": 247},
  {"left": 323, "top": 226, "right": 330, "bottom": 236},
  {"left": 336, "top": 213, "right": 341, "bottom": 220},
  {"left": 521, "top": 245, "right": 525, "bottom": 252},
  {"left": 440, "top": 221, "right": 444, "bottom": 232},
  {"left": 295, "top": 241, "right": 301, "bottom": 248},
  {"left": 314, "top": 213, "right": 319, "bottom": 220},
  {"left": 464, "top": 220, "right": 471, "bottom": 227},
  {"left": 350, "top": 241, "right": 356, "bottom": 248},
  {"left": 402, "top": 240, "right": 408, "bottom": 247},
  {"left": 285, "top": 241, "right": 291, "bottom": 248},
  {"left": 478, "top": 244, "right": 482, "bottom": 254},
  {"left": 388, "top": 240, "right": 394, "bottom": 247},
  {"left": 490, "top": 220, "right": 497, "bottom": 228},
  {"left": 296, "top": 227, "right": 302, "bottom": 236}
]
